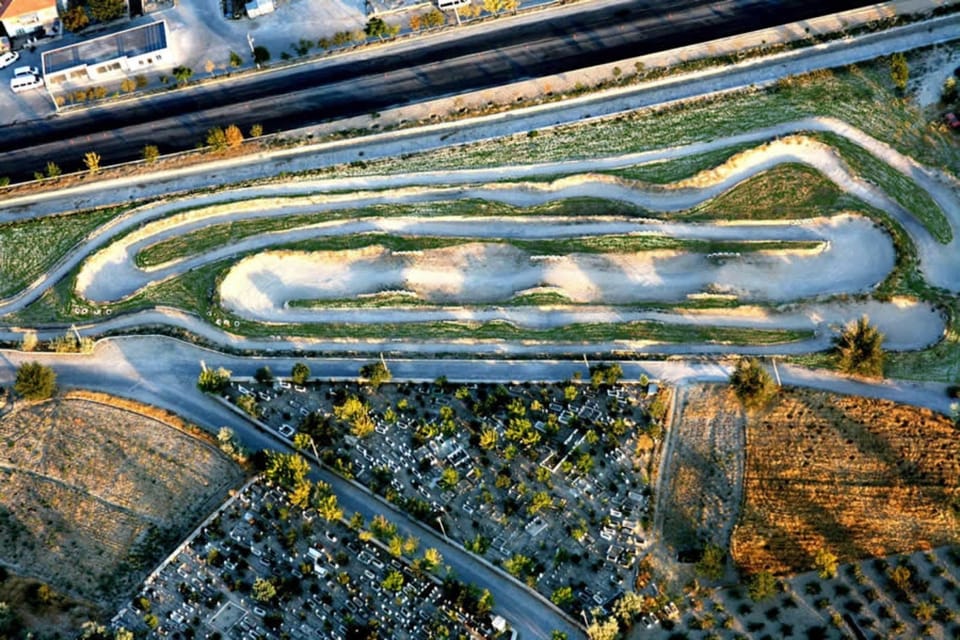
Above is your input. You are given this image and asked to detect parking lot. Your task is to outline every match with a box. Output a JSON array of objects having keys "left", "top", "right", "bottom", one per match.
[
  {"left": 112, "top": 479, "right": 506, "bottom": 639},
  {"left": 227, "top": 370, "right": 666, "bottom": 624}
]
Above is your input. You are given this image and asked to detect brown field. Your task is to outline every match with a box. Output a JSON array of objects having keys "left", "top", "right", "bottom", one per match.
[
  {"left": 0, "top": 394, "right": 243, "bottom": 610},
  {"left": 732, "top": 388, "right": 960, "bottom": 575},
  {"left": 659, "top": 385, "right": 745, "bottom": 555}
]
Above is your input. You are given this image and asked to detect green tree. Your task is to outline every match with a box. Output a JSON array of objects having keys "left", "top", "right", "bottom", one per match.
[
  {"left": 264, "top": 450, "right": 310, "bottom": 489},
  {"left": 551, "top": 632, "right": 568, "bottom": 640},
  {"left": 836, "top": 315, "right": 885, "bottom": 378},
  {"left": 14, "top": 362, "right": 56, "bottom": 400},
  {"left": 359, "top": 361, "right": 391, "bottom": 389},
  {"left": 252, "top": 578, "right": 276, "bottom": 602},
  {"left": 172, "top": 65, "right": 193, "bottom": 86},
  {"left": 423, "top": 547, "right": 443, "bottom": 572},
  {"left": 253, "top": 45, "right": 270, "bottom": 65},
  {"left": 83, "top": 151, "right": 101, "bottom": 175},
  {"left": 45, "top": 161, "right": 62, "bottom": 178},
  {"left": 479, "top": 427, "right": 498, "bottom": 450},
  {"left": 236, "top": 394, "right": 260, "bottom": 418},
  {"left": 62, "top": 5, "right": 89, "bottom": 31},
  {"left": 229, "top": 51, "right": 243, "bottom": 68},
  {"left": 890, "top": 52, "right": 909, "bottom": 92},
  {"left": 439, "top": 467, "right": 459, "bottom": 491},
  {"left": 197, "top": 366, "right": 230, "bottom": 392},
  {"left": 120, "top": 77, "right": 136, "bottom": 93},
  {"left": 382, "top": 570, "right": 404, "bottom": 592},
  {"left": 315, "top": 493, "right": 343, "bottom": 522},
  {"left": 206, "top": 127, "right": 227, "bottom": 151},
  {"left": 586, "top": 617, "right": 619, "bottom": 640},
  {"left": 695, "top": 544, "right": 726, "bottom": 580},
  {"left": 88, "top": 0, "right": 126, "bottom": 21},
  {"left": 550, "top": 586, "right": 574, "bottom": 607},
  {"left": 527, "top": 491, "right": 553, "bottom": 515},
  {"left": 730, "top": 357, "right": 776, "bottom": 410},
  {"left": 291, "top": 362, "right": 310, "bottom": 384},
  {"left": 254, "top": 365, "right": 273, "bottom": 384},
  {"left": 748, "top": 570, "right": 777, "bottom": 601},
  {"left": 364, "top": 16, "right": 388, "bottom": 38},
  {"left": 503, "top": 554, "right": 533, "bottom": 578},
  {"left": 143, "top": 145, "right": 159, "bottom": 164},
  {"left": 814, "top": 547, "right": 838, "bottom": 579}
]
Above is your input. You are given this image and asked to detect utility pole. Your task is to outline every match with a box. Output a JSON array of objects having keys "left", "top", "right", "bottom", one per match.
[
  {"left": 247, "top": 32, "right": 258, "bottom": 69},
  {"left": 771, "top": 357, "right": 781, "bottom": 387}
]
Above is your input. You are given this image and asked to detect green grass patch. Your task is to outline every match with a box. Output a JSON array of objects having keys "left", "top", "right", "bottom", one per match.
[
  {"left": 0, "top": 205, "right": 128, "bottom": 299},
  {"left": 134, "top": 197, "right": 646, "bottom": 267},
  {"left": 605, "top": 143, "right": 756, "bottom": 184},
  {"left": 810, "top": 131, "right": 952, "bottom": 243}
]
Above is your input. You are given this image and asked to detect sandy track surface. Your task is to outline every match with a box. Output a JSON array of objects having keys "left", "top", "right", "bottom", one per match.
[{"left": 2, "top": 116, "right": 958, "bottom": 353}]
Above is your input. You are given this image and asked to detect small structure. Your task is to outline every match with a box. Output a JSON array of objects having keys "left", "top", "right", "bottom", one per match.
[
  {"left": 0, "top": 0, "right": 59, "bottom": 39},
  {"left": 42, "top": 20, "right": 169, "bottom": 87},
  {"left": 244, "top": 0, "right": 274, "bottom": 18}
]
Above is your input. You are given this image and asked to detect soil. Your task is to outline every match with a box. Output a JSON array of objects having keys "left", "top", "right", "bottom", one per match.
[
  {"left": 0, "top": 393, "right": 244, "bottom": 612},
  {"left": 732, "top": 387, "right": 960, "bottom": 576},
  {"left": 659, "top": 384, "right": 746, "bottom": 557}
]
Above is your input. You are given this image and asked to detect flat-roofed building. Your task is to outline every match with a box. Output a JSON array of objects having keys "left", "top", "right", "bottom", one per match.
[{"left": 41, "top": 19, "right": 168, "bottom": 88}]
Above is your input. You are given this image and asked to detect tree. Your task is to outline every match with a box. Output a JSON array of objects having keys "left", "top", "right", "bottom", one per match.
[
  {"left": 254, "top": 365, "right": 274, "bottom": 384},
  {"left": 888, "top": 564, "right": 911, "bottom": 593},
  {"left": 253, "top": 46, "right": 270, "bottom": 65},
  {"left": 423, "top": 547, "right": 442, "bottom": 572},
  {"left": 291, "top": 362, "right": 310, "bottom": 384},
  {"left": 439, "top": 467, "right": 459, "bottom": 491},
  {"left": 814, "top": 548, "right": 838, "bottom": 579},
  {"left": 748, "top": 570, "right": 777, "bottom": 601},
  {"left": 250, "top": 123, "right": 263, "bottom": 137},
  {"left": 172, "top": 65, "right": 193, "bottom": 86},
  {"left": 315, "top": 493, "right": 343, "bottom": 522},
  {"left": 83, "top": 151, "right": 101, "bottom": 175},
  {"left": 288, "top": 479, "right": 312, "bottom": 509},
  {"left": 586, "top": 617, "right": 619, "bottom": 640},
  {"left": 229, "top": 51, "right": 243, "bottom": 68},
  {"left": 479, "top": 428, "right": 498, "bottom": 450},
  {"left": 551, "top": 586, "right": 574, "bottom": 607},
  {"left": 204, "top": 59, "right": 216, "bottom": 76},
  {"left": 14, "top": 362, "right": 56, "bottom": 400},
  {"left": 359, "top": 361, "right": 391, "bottom": 389},
  {"left": 252, "top": 578, "right": 276, "bottom": 602},
  {"left": 527, "top": 490, "right": 553, "bottom": 515},
  {"left": 264, "top": 450, "right": 310, "bottom": 489},
  {"left": 88, "top": 0, "right": 126, "bottom": 21},
  {"left": 62, "top": 5, "right": 89, "bottom": 31},
  {"left": 695, "top": 544, "right": 726, "bottom": 580},
  {"left": 365, "top": 17, "right": 388, "bottom": 38},
  {"left": 197, "top": 366, "right": 230, "bottom": 392},
  {"left": 422, "top": 8, "right": 445, "bottom": 27},
  {"left": 224, "top": 124, "right": 244, "bottom": 149},
  {"left": 382, "top": 570, "right": 404, "bottom": 592},
  {"left": 45, "top": 161, "right": 62, "bottom": 178},
  {"left": 236, "top": 394, "right": 260, "bottom": 418},
  {"left": 890, "top": 52, "right": 909, "bottom": 92},
  {"left": 143, "top": 145, "right": 159, "bottom": 164},
  {"left": 206, "top": 127, "right": 227, "bottom": 151},
  {"left": 729, "top": 357, "right": 776, "bottom": 410},
  {"left": 120, "top": 78, "right": 136, "bottom": 93},
  {"left": 836, "top": 315, "right": 884, "bottom": 378}
]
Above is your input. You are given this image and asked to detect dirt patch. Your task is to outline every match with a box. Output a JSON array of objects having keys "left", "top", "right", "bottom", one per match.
[
  {"left": 732, "top": 388, "right": 960, "bottom": 576},
  {"left": 0, "top": 569, "right": 99, "bottom": 638},
  {"left": 659, "top": 384, "right": 746, "bottom": 556},
  {"left": 0, "top": 394, "right": 244, "bottom": 610}
]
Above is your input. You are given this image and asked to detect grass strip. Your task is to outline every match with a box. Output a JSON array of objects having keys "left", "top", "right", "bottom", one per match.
[
  {"left": 810, "top": 131, "right": 952, "bottom": 243},
  {"left": 0, "top": 205, "right": 128, "bottom": 298},
  {"left": 605, "top": 143, "right": 756, "bottom": 184}
]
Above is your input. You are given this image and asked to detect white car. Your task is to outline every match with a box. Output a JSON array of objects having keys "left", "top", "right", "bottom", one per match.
[
  {"left": 13, "top": 65, "right": 39, "bottom": 77},
  {"left": 0, "top": 51, "right": 19, "bottom": 69}
]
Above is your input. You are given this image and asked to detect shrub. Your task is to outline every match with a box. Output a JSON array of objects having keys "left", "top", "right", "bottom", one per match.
[
  {"left": 253, "top": 46, "right": 270, "bottom": 65},
  {"left": 45, "top": 161, "right": 61, "bottom": 178},
  {"left": 229, "top": 51, "right": 242, "bottom": 68},
  {"left": 83, "top": 151, "right": 101, "bottom": 175},
  {"left": 224, "top": 124, "right": 244, "bottom": 148},
  {"left": 143, "top": 145, "right": 159, "bottom": 164},
  {"left": 120, "top": 78, "right": 136, "bottom": 93},
  {"left": 14, "top": 362, "right": 57, "bottom": 400},
  {"left": 206, "top": 127, "right": 227, "bottom": 151},
  {"left": 730, "top": 357, "right": 776, "bottom": 409},
  {"left": 836, "top": 315, "right": 884, "bottom": 377},
  {"left": 249, "top": 123, "right": 263, "bottom": 137}
]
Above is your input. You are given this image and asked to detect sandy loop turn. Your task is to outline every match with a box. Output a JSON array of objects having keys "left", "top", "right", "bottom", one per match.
[{"left": 219, "top": 215, "right": 892, "bottom": 320}]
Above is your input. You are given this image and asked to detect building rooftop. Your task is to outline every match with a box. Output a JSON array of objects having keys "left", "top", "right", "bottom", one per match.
[
  {"left": 43, "top": 20, "right": 166, "bottom": 75},
  {"left": 0, "top": 0, "right": 56, "bottom": 19}
]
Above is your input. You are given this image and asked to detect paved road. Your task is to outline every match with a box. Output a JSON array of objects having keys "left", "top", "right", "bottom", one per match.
[
  {"left": 0, "top": 336, "right": 952, "bottom": 637},
  {"left": 0, "top": 0, "right": 879, "bottom": 181}
]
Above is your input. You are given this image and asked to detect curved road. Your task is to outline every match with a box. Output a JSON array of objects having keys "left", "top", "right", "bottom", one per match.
[{"left": 0, "top": 0, "right": 880, "bottom": 180}]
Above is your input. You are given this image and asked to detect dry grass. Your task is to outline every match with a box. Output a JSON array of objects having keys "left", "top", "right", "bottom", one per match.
[
  {"left": 732, "top": 389, "right": 960, "bottom": 575},
  {"left": 0, "top": 395, "right": 244, "bottom": 608},
  {"left": 660, "top": 385, "right": 745, "bottom": 555}
]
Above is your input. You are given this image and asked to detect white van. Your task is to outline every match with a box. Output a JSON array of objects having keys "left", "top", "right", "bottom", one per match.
[
  {"left": 10, "top": 74, "right": 43, "bottom": 93},
  {"left": 13, "top": 65, "right": 39, "bottom": 77}
]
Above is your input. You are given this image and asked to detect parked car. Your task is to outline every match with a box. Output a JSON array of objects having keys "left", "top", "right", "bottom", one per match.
[
  {"left": 0, "top": 51, "right": 19, "bottom": 69},
  {"left": 13, "top": 65, "right": 39, "bottom": 77}
]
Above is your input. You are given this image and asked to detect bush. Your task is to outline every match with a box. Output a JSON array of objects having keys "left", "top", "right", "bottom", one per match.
[
  {"left": 835, "top": 315, "right": 884, "bottom": 377},
  {"left": 143, "top": 145, "right": 159, "bottom": 164},
  {"left": 224, "top": 124, "right": 244, "bottom": 148},
  {"left": 253, "top": 46, "right": 270, "bottom": 65},
  {"left": 206, "top": 127, "right": 227, "bottom": 151},
  {"left": 730, "top": 357, "right": 776, "bottom": 410},
  {"left": 14, "top": 362, "right": 57, "bottom": 400},
  {"left": 229, "top": 51, "right": 242, "bottom": 68}
]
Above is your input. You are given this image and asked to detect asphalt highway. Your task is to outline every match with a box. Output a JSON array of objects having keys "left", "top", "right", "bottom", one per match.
[{"left": 0, "top": 0, "right": 878, "bottom": 181}]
